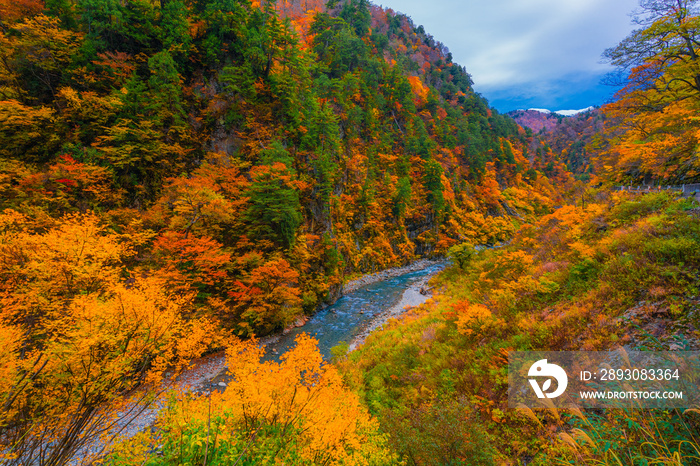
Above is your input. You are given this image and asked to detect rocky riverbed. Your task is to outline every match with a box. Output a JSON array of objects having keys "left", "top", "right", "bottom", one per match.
[
  {"left": 348, "top": 273, "right": 437, "bottom": 352},
  {"left": 341, "top": 259, "right": 442, "bottom": 294}
]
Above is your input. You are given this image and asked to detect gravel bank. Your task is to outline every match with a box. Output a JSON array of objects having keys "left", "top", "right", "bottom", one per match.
[
  {"left": 342, "top": 259, "right": 442, "bottom": 294},
  {"left": 67, "top": 350, "right": 228, "bottom": 465},
  {"left": 348, "top": 268, "right": 442, "bottom": 352}
]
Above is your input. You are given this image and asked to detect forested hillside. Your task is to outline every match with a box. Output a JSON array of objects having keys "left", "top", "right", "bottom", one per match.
[
  {"left": 4, "top": 0, "right": 698, "bottom": 464},
  {"left": 511, "top": 108, "right": 605, "bottom": 182},
  {"left": 508, "top": 109, "right": 562, "bottom": 134},
  {"left": 0, "top": 0, "right": 563, "bottom": 336},
  {"left": 334, "top": 0, "right": 700, "bottom": 464}
]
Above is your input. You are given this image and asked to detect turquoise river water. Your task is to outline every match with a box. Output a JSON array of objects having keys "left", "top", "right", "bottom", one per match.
[{"left": 263, "top": 262, "right": 446, "bottom": 362}]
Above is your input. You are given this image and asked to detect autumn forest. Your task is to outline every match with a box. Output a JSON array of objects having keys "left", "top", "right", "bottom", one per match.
[{"left": 1, "top": 0, "right": 700, "bottom": 464}]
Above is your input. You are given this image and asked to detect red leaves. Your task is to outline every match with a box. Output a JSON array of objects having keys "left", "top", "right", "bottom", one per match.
[
  {"left": 58, "top": 154, "right": 76, "bottom": 164},
  {"left": 228, "top": 257, "right": 303, "bottom": 335},
  {"left": 54, "top": 178, "right": 76, "bottom": 188},
  {"left": 91, "top": 51, "right": 137, "bottom": 88},
  {"left": 152, "top": 231, "right": 231, "bottom": 287},
  {"left": 13, "top": 155, "right": 120, "bottom": 212}
]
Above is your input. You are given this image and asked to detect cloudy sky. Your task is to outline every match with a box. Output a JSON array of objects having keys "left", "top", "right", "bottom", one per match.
[{"left": 375, "top": 0, "right": 640, "bottom": 113}]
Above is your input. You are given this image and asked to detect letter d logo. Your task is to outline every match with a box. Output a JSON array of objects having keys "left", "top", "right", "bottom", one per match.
[{"left": 528, "top": 359, "right": 568, "bottom": 399}]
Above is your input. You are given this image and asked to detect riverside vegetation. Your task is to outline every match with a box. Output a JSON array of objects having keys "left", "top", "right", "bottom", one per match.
[
  {"left": 0, "top": 0, "right": 699, "bottom": 464},
  {"left": 337, "top": 191, "right": 700, "bottom": 464}
]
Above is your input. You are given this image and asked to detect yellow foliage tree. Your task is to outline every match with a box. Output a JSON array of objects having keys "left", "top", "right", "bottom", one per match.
[
  {"left": 110, "top": 334, "right": 399, "bottom": 465},
  {"left": 597, "top": 1, "right": 700, "bottom": 183},
  {"left": 0, "top": 211, "right": 219, "bottom": 466}
]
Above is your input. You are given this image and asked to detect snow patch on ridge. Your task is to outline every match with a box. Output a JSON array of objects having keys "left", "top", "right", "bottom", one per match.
[
  {"left": 526, "top": 106, "right": 594, "bottom": 116},
  {"left": 555, "top": 106, "right": 595, "bottom": 116}
]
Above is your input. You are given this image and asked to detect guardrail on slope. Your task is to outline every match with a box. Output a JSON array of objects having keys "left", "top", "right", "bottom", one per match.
[{"left": 613, "top": 183, "right": 700, "bottom": 194}]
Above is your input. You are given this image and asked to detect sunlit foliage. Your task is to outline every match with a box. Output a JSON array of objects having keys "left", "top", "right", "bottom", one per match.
[{"left": 108, "top": 334, "right": 400, "bottom": 465}]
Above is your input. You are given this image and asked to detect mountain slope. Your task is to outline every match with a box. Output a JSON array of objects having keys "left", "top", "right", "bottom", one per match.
[
  {"left": 337, "top": 191, "right": 700, "bottom": 464},
  {"left": 508, "top": 109, "right": 563, "bottom": 133},
  {"left": 509, "top": 107, "right": 604, "bottom": 180},
  {"left": 0, "top": 0, "right": 568, "bottom": 335}
]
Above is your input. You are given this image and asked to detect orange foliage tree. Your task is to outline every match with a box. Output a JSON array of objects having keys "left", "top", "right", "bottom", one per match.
[
  {"left": 229, "top": 257, "right": 303, "bottom": 336},
  {"left": 0, "top": 211, "right": 219, "bottom": 465},
  {"left": 597, "top": 0, "right": 700, "bottom": 183}
]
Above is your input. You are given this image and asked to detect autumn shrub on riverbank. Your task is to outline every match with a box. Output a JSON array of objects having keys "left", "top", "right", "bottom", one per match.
[
  {"left": 336, "top": 191, "right": 700, "bottom": 464},
  {"left": 108, "top": 334, "right": 399, "bottom": 465}
]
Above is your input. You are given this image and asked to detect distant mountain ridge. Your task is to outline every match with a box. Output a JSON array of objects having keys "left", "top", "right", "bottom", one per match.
[
  {"left": 506, "top": 109, "right": 561, "bottom": 133},
  {"left": 507, "top": 107, "right": 604, "bottom": 179},
  {"left": 506, "top": 107, "right": 595, "bottom": 133}
]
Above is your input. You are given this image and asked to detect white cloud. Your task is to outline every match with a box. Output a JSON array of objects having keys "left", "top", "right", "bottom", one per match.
[{"left": 376, "top": 0, "right": 640, "bottom": 108}]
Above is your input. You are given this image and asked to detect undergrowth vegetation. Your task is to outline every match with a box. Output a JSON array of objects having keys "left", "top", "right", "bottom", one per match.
[{"left": 336, "top": 191, "right": 700, "bottom": 464}]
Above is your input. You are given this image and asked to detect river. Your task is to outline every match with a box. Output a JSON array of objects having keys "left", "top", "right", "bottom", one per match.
[{"left": 262, "top": 260, "right": 446, "bottom": 362}]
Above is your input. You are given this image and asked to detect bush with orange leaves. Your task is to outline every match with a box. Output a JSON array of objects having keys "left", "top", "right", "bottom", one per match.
[
  {"left": 109, "top": 334, "right": 399, "bottom": 465},
  {"left": 0, "top": 211, "right": 220, "bottom": 466}
]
